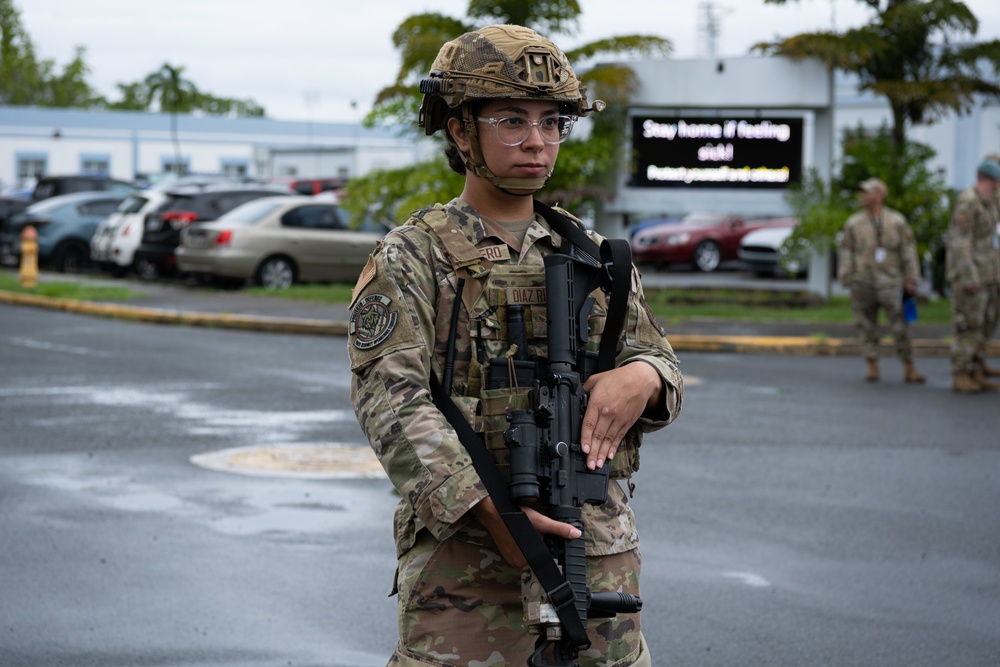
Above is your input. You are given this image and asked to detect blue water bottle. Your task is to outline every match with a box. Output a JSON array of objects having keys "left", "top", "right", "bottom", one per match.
[{"left": 903, "top": 292, "right": 918, "bottom": 323}]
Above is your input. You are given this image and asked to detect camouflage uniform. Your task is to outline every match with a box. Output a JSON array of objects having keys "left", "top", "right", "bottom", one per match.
[
  {"left": 837, "top": 207, "right": 920, "bottom": 362},
  {"left": 348, "top": 198, "right": 683, "bottom": 666},
  {"left": 946, "top": 186, "right": 1000, "bottom": 376}
]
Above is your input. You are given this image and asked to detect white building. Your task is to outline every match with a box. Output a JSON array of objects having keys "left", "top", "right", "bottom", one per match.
[{"left": 0, "top": 105, "right": 437, "bottom": 190}]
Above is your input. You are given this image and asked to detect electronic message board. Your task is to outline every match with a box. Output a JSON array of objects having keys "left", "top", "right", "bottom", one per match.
[{"left": 630, "top": 115, "right": 804, "bottom": 189}]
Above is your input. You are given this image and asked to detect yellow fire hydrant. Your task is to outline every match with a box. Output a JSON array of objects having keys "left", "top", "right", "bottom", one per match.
[{"left": 19, "top": 224, "right": 39, "bottom": 288}]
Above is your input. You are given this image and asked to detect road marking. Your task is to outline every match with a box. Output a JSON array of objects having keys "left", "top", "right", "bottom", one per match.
[{"left": 722, "top": 571, "right": 771, "bottom": 588}]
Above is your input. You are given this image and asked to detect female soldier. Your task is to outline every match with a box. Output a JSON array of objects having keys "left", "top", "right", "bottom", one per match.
[{"left": 348, "top": 24, "right": 683, "bottom": 666}]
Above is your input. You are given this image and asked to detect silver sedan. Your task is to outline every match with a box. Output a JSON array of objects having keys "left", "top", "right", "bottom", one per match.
[{"left": 177, "top": 196, "right": 383, "bottom": 289}]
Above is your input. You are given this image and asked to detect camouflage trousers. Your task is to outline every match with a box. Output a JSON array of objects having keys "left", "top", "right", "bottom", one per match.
[
  {"left": 950, "top": 282, "right": 1000, "bottom": 375},
  {"left": 386, "top": 528, "right": 649, "bottom": 667},
  {"left": 849, "top": 282, "right": 914, "bottom": 362}
]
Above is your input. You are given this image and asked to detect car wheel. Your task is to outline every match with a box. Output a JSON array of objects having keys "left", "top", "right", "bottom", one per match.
[
  {"left": 53, "top": 242, "right": 91, "bottom": 274},
  {"left": 693, "top": 240, "right": 721, "bottom": 272},
  {"left": 135, "top": 257, "right": 159, "bottom": 281},
  {"left": 256, "top": 256, "right": 295, "bottom": 290}
]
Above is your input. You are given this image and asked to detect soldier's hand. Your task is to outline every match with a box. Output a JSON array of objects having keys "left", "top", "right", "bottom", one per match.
[
  {"left": 964, "top": 282, "right": 981, "bottom": 295},
  {"left": 580, "top": 361, "right": 663, "bottom": 471},
  {"left": 473, "top": 496, "right": 582, "bottom": 569}
]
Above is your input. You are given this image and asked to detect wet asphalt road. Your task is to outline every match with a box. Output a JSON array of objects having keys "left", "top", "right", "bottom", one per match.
[{"left": 1, "top": 304, "right": 999, "bottom": 666}]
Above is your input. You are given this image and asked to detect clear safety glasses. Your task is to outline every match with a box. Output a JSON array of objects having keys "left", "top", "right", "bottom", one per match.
[{"left": 476, "top": 115, "right": 577, "bottom": 146}]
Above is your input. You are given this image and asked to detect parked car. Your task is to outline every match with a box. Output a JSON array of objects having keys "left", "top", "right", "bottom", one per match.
[
  {"left": 0, "top": 197, "right": 30, "bottom": 264},
  {"left": 132, "top": 184, "right": 287, "bottom": 280},
  {"left": 91, "top": 190, "right": 167, "bottom": 275},
  {"left": 737, "top": 221, "right": 806, "bottom": 277},
  {"left": 630, "top": 211, "right": 794, "bottom": 272},
  {"left": 91, "top": 177, "right": 241, "bottom": 276},
  {"left": 31, "top": 175, "right": 134, "bottom": 202},
  {"left": 176, "top": 196, "right": 383, "bottom": 289},
  {"left": 0, "top": 191, "right": 127, "bottom": 272}
]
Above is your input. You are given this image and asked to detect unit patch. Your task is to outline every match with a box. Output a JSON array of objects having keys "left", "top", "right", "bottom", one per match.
[{"left": 350, "top": 294, "right": 398, "bottom": 350}]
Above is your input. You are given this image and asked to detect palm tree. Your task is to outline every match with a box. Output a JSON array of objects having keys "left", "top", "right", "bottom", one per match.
[
  {"left": 755, "top": 0, "right": 1000, "bottom": 160},
  {"left": 145, "top": 63, "right": 199, "bottom": 175}
]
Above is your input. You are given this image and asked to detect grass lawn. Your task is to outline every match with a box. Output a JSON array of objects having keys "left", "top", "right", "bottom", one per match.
[{"left": 1, "top": 268, "right": 954, "bottom": 326}]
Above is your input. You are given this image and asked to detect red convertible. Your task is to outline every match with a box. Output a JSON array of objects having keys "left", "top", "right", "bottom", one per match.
[{"left": 630, "top": 212, "right": 798, "bottom": 272}]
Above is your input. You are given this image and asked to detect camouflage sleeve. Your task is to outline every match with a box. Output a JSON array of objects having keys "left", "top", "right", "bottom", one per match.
[
  {"left": 616, "top": 264, "right": 683, "bottom": 429},
  {"left": 348, "top": 227, "right": 486, "bottom": 541},
  {"left": 837, "top": 219, "right": 855, "bottom": 284},
  {"left": 949, "top": 199, "right": 979, "bottom": 286}
]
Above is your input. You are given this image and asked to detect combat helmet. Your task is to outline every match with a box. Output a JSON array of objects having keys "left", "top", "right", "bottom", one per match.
[{"left": 419, "top": 24, "right": 604, "bottom": 193}]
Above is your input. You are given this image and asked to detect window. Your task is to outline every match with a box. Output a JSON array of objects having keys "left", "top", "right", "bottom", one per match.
[
  {"left": 78, "top": 199, "right": 122, "bottom": 217},
  {"left": 282, "top": 205, "right": 344, "bottom": 230},
  {"left": 221, "top": 158, "right": 248, "bottom": 179},
  {"left": 161, "top": 156, "right": 190, "bottom": 175},
  {"left": 81, "top": 154, "right": 110, "bottom": 175},
  {"left": 17, "top": 154, "right": 47, "bottom": 180}
]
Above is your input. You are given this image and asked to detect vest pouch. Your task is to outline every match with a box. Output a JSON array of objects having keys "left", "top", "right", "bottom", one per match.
[
  {"left": 486, "top": 357, "right": 541, "bottom": 390},
  {"left": 479, "top": 387, "right": 532, "bottom": 476}
]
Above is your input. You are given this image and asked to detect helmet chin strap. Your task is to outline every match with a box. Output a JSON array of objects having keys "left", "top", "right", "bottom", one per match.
[{"left": 460, "top": 107, "right": 550, "bottom": 196}]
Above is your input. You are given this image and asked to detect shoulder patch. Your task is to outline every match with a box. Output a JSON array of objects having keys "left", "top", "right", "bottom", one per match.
[{"left": 349, "top": 294, "right": 399, "bottom": 350}]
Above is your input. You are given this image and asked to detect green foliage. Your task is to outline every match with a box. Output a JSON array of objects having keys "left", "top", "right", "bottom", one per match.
[
  {"left": 467, "top": 0, "right": 582, "bottom": 35},
  {"left": 0, "top": 0, "right": 102, "bottom": 107},
  {"left": 0, "top": 0, "right": 264, "bottom": 116},
  {"left": 338, "top": 158, "right": 465, "bottom": 229},
  {"left": 783, "top": 167, "right": 855, "bottom": 252}
]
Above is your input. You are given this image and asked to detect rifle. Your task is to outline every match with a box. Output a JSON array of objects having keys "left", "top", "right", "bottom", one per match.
[{"left": 503, "top": 250, "right": 641, "bottom": 666}]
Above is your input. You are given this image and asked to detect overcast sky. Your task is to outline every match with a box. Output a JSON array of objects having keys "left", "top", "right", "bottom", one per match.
[{"left": 19, "top": 0, "right": 1000, "bottom": 123}]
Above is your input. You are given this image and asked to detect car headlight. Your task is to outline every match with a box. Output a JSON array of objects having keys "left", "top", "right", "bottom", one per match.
[{"left": 665, "top": 233, "right": 690, "bottom": 246}]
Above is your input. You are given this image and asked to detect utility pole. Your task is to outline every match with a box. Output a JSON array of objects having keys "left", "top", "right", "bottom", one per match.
[{"left": 697, "top": 1, "right": 730, "bottom": 59}]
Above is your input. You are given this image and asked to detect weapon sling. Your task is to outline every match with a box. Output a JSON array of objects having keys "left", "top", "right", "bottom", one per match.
[{"left": 428, "top": 202, "right": 634, "bottom": 651}]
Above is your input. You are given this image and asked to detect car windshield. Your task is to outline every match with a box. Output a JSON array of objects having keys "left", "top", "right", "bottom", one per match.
[{"left": 216, "top": 199, "right": 285, "bottom": 225}]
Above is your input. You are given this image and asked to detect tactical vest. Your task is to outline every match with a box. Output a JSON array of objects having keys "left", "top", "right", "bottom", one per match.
[{"left": 408, "top": 204, "right": 641, "bottom": 481}]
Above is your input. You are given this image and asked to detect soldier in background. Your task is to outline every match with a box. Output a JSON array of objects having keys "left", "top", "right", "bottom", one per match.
[
  {"left": 347, "top": 25, "right": 683, "bottom": 666},
  {"left": 946, "top": 158, "right": 1000, "bottom": 393},
  {"left": 837, "top": 177, "right": 925, "bottom": 383}
]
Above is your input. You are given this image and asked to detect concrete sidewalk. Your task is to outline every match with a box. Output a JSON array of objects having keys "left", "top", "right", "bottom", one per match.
[{"left": 0, "top": 273, "right": 986, "bottom": 357}]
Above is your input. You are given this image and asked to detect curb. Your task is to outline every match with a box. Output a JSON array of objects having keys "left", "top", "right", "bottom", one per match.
[{"left": 1, "top": 288, "right": 984, "bottom": 357}]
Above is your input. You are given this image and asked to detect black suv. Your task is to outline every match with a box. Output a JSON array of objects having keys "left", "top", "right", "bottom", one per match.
[
  {"left": 31, "top": 175, "right": 135, "bottom": 202},
  {"left": 132, "top": 184, "right": 287, "bottom": 280}
]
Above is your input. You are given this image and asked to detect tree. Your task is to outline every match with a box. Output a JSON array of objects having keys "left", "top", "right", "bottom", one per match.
[
  {"left": 340, "top": 1, "right": 672, "bottom": 227},
  {"left": 755, "top": 0, "right": 1000, "bottom": 163},
  {"left": 0, "top": 0, "right": 101, "bottom": 107},
  {"left": 145, "top": 64, "right": 199, "bottom": 175}
]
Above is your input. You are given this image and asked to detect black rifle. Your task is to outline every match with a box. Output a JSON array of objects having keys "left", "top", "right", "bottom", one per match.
[{"left": 503, "top": 251, "right": 641, "bottom": 667}]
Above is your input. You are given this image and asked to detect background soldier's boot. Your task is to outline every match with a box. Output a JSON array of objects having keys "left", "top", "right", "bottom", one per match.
[
  {"left": 971, "top": 368, "right": 1000, "bottom": 392},
  {"left": 903, "top": 361, "right": 925, "bottom": 384},
  {"left": 978, "top": 362, "right": 1000, "bottom": 378},
  {"left": 952, "top": 373, "right": 983, "bottom": 394},
  {"left": 865, "top": 359, "right": 880, "bottom": 382}
]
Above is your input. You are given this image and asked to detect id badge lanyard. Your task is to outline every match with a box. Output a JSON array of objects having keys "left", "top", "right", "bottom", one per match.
[{"left": 871, "top": 214, "right": 886, "bottom": 264}]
